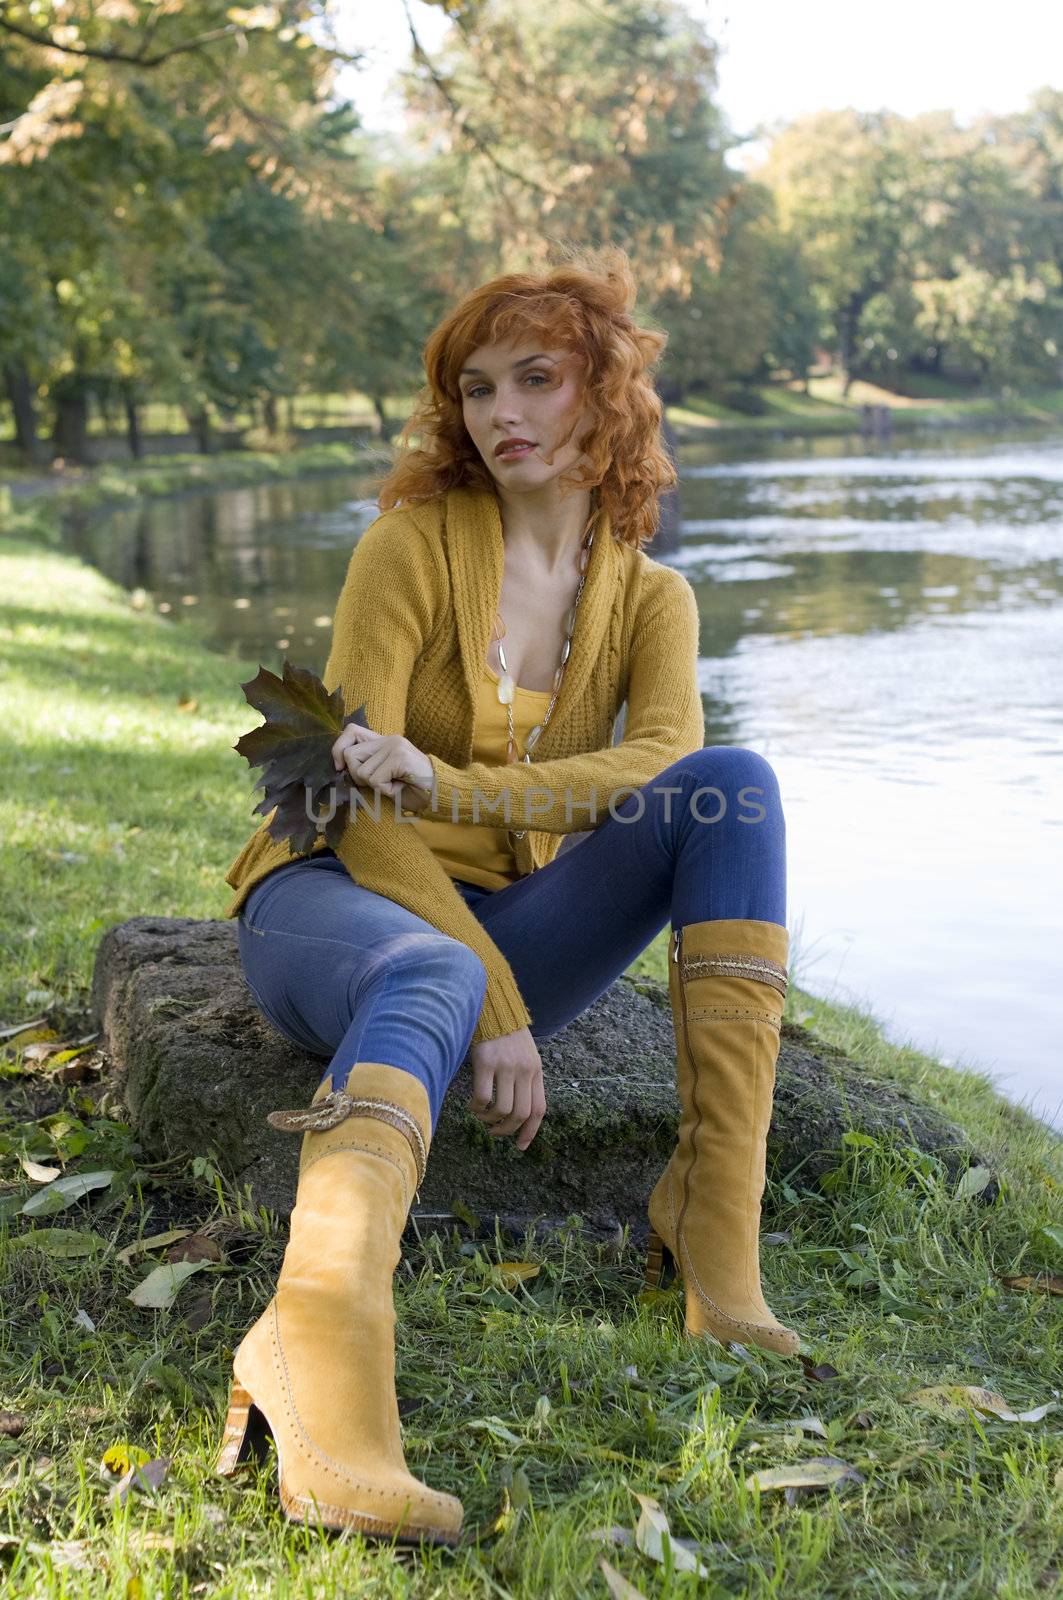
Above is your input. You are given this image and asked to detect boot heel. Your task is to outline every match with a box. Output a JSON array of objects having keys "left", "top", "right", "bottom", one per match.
[
  {"left": 215, "top": 1381, "right": 272, "bottom": 1477},
  {"left": 644, "top": 1229, "right": 678, "bottom": 1289}
]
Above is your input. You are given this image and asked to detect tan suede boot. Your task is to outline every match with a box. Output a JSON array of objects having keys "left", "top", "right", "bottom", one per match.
[
  {"left": 645, "top": 919, "right": 801, "bottom": 1357},
  {"left": 215, "top": 1062, "right": 462, "bottom": 1544}
]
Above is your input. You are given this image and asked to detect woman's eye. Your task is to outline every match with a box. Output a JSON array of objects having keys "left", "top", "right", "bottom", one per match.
[{"left": 464, "top": 373, "right": 548, "bottom": 400}]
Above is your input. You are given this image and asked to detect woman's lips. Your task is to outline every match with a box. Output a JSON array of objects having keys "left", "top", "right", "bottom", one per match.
[{"left": 496, "top": 442, "right": 536, "bottom": 458}]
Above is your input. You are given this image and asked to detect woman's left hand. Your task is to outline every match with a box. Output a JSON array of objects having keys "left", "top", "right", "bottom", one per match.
[{"left": 331, "top": 723, "right": 435, "bottom": 808}]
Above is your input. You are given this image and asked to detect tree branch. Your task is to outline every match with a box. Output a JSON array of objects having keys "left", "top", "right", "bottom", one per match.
[
  {"left": 0, "top": 10, "right": 365, "bottom": 69},
  {"left": 399, "top": 0, "right": 560, "bottom": 202},
  {"left": 0, "top": 14, "right": 249, "bottom": 66}
]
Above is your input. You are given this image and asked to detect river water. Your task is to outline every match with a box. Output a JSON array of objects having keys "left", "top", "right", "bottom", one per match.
[{"left": 69, "top": 429, "right": 1063, "bottom": 1130}]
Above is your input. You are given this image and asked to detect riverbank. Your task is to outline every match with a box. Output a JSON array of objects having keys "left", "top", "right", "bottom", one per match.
[
  {"left": 670, "top": 377, "right": 1063, "bottom": 441},
  {"left": 3, "top": 379, "right": 1062, "bottom": 492},
  {"left": 0, "top": 440, "right": 382, "bottom": 533},
  {"left": 0, "top": 506, "right": 1060, "bottom": 1595}
]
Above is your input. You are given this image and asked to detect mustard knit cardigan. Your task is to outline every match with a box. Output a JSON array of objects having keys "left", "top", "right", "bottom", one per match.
[{"left": 223, "top": 484, "right": 705, "bottom": 1044}]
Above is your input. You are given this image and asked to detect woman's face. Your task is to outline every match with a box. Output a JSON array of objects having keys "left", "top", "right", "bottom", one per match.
[{"left": 457, "top": 337, "right": 593, "bottom": 490}]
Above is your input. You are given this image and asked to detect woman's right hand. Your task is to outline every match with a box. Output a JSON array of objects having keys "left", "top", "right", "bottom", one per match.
[{"left": 468, "top": 1027, "right": 546, "bottom": 1150}]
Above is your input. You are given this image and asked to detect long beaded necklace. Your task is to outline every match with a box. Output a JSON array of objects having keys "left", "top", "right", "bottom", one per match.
[{"left": 490, "top": 509, "right": 597, "bottom": 843}]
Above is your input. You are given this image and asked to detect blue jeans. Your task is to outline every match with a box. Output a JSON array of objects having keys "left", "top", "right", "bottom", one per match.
[{"left": 236, "top": 747, "right": 786, "bottom": 1132}]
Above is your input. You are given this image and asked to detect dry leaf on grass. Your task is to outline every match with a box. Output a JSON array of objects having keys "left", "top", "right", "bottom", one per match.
[
  {"left": 632, "top": 1494, "right": 710, "bottom": 1577},
  {"left": 745, "top": 1456, "right": 865, "bottom": 1495},
  {"left": 128, "top": 1260, "right": 208, "bottom": 1310},
  {"left": 115, "top": 1229, "right": 192, "bottom": 1266},
  {"left": 999, "top": 1272, "right": 1063, "bottom": 1296},
  {"left": 108, "top": 1456, "right": 171, "bottom": 1505},
  {"left": 0, "top": 1016, "right": 47, "bottom": 1042},
  {"left": 598, "top": 1559, "right": 650, "bottom": 1599},
  {"left": 100, "top": 1443, "right": 151, "bottom": 1480},
  {"left": 488, "top": 1261, "right": 540, "bottom": 1287},
  {"left": 20, "top": 1170, "right": 114, "bottom": 1217},
  {"left": 955, "top": 1165, "right": 995, "bottom": 1199},
  {"left": 10, "top": 1228, "right": 108, "bottom": 1259},
  {"left": 19, "top": 1158, "right": 61, "bottom": 1183},
  {"left": 467, "top": 1416, "right": 522, "bottom": 1446},
  {"left": 164, "top": 1233, "right": 222, "bottom": 1265},
  {"left": 791, "top": 1415, "right": 829, "bottom": 1438},
  {"left": 14, "top": 1539, "right": 94, "bottom": 1572},
  {"left": 800, "top": 1355, "right": 841, "bottom": 1382},
  {"left": 4, "top": 1031, "right": 59, "bottom": 1060},
  {"left": 903, "top": 1385, "right": 1058, "bottom": 1423}
]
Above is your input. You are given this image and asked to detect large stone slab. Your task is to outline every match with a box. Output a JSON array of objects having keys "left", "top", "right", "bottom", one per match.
[{"left": 91, "top": 917, "right": 983, "bottom": 1233}]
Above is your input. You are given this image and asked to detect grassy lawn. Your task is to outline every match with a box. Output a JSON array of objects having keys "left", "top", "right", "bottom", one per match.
[
  {"left": 0, "top": 442, "right": 381, "bottom": 504},
  {"left": 669, "top": 378, "right": 1063, "bottom": 438},
  {"left": 1, "top": 498, "right": 1060, "bottom": 1597}
]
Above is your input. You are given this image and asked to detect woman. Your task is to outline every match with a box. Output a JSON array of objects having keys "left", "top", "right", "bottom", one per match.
[{"left": 215, "top": 246, "right": 800, "bottom": 1545}]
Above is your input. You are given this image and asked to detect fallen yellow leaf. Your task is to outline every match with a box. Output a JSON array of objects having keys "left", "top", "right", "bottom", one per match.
[{"left": 100, "top": 1442, "right": 150, "bottom": 1479}]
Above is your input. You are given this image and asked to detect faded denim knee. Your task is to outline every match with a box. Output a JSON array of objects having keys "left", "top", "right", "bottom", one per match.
[{"left": 351, "top": 929, "right": 488, "bottom": 1037}]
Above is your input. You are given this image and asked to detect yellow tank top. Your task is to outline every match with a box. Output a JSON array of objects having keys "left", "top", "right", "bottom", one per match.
[{"left": 411, "top": 662, "right": 554, "bottom": 891}]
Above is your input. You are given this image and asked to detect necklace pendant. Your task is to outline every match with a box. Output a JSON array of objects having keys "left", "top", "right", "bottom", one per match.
[{"left": 497, "top": 670, "right": 515, "bottom": 705}]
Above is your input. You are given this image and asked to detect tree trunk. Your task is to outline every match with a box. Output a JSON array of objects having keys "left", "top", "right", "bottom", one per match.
[
  {"left": 3, "top": 359, "right": 44, "bottom": 465},
  {"left": 124, "top": 385, "right": 142, "bottom": 460},
  {"left": 838, "top": 294, "right": 865, "bottom": 398},
  {"left": 372, "top": 395, "right": 396, "bottom": 442},
  {"left": 263, "top": 394, "right": 279, "bottom": 435},
  {"left": 186, "top": 406, "right": 212, "bottom": 454},
  {"left": 51, "top": 374, "right": 92, "bottom": 464}
]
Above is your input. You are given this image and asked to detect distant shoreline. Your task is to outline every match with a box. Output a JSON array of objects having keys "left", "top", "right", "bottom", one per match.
[{"left": 3, "top": 381, "right": 1062, "bottom": 499}]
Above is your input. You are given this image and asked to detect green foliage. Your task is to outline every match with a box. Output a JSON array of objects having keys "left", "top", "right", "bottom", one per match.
[
  {"left": 0, "top": 0, "right": 445, "bottom": 457},
  {"left": 757, "top": 96, "right": 1063, "bottom": 389},
  {"left": 1, "top": 3, "right": 1061, "bottom": 459}
]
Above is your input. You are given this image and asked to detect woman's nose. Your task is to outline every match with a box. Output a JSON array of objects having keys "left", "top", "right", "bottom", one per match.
[{"left": 489, "top": 389, "right": 523, "bottom": 425}]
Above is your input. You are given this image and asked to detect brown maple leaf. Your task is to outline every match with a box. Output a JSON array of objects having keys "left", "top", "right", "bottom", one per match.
[{"left": 233, "top": 660, "right": 369, "bottom": 855}]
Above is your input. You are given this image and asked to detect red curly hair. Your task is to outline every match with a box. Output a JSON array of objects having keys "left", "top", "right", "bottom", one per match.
[{"left": 372, "top": 244, "right": 676, "bottom": 551}]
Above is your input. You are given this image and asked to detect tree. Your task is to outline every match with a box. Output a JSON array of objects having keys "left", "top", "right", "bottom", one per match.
[
  {"left": 755, "top": 97, "right": 1063, "bottom": 393},
  {"left": 395, "top": 0, "right": 744, "bottom": 387},
  {"left": 0, "top": 0, "right": 376, "bottom": 460}
]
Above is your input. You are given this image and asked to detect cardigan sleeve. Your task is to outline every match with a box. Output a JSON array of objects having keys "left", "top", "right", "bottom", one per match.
[
  {"left": 317, "top": 509, "right": 533, "bottom": 1044},
  {"left": 420, "top": 564, "right": 704, "bottom": 833}
]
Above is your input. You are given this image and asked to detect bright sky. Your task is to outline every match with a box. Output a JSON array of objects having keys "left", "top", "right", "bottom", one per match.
[{"left": 333, "top": 0, "right": 1061, "bottom": 141}]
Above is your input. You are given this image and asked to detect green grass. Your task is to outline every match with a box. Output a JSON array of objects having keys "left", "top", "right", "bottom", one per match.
[
  {"left": 1, "top": 495, "right": 1061, "bottom": 1596},
  {"left": 670, "top": 378, "right": 1063, "bottom": 438},
  {"left": 0, "top": 440, "right": 385, "bottom": 509}
]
